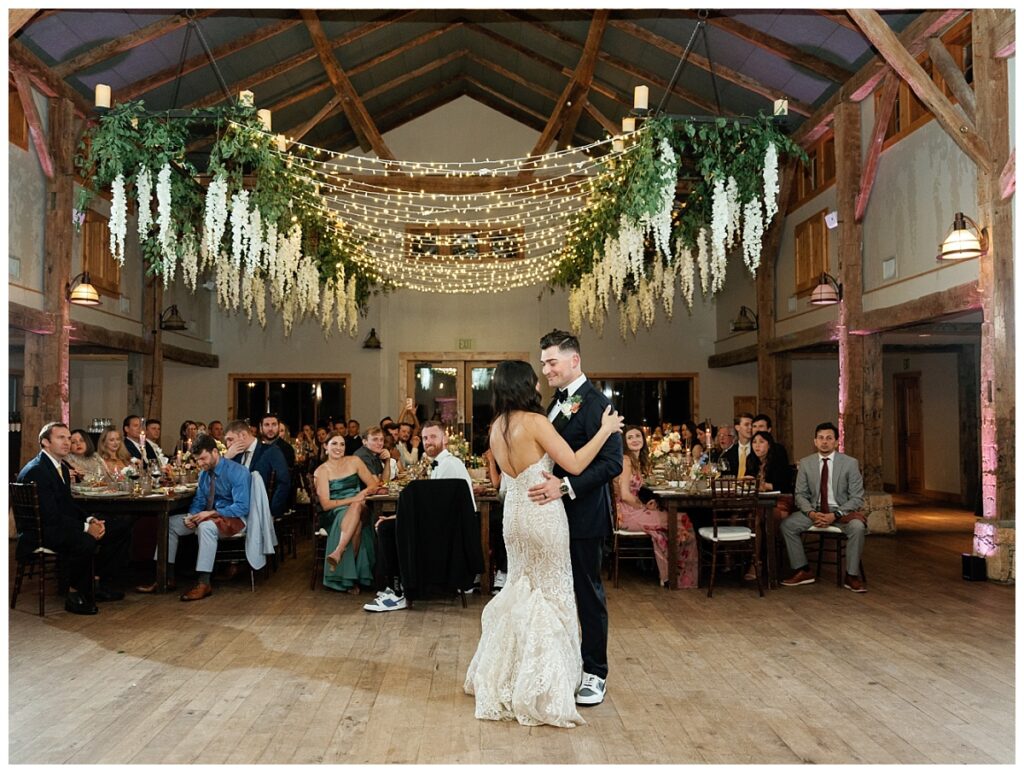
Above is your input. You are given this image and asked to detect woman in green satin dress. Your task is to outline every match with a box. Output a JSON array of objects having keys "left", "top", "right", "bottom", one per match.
[{"left": 314, "top": 432, "right": 381, "bottom": 593}]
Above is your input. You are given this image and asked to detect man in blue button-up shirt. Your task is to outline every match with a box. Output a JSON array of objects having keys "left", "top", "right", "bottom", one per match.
[{"left": 136, "top": 433, "right": 250, "bottom": 601}]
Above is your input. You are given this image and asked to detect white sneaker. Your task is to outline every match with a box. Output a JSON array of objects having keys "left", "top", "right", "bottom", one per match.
[
  {"left": 491, "top": 570, "right": 507, "bottom": 595},
  {"left": 575, "top": 673, "right": 606, "bottom": 705},
  {"left": 363, "top": 590, "right": 407, "bottom": 612}
]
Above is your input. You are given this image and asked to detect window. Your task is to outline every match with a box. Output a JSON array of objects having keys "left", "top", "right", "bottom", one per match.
[
  {"left": 405, "top": 225, "right": 524, "bottom": 261},
  {"left": 229, "top": 375, "right": 350, "bottom": 433},
  {"left": 877, "top": 15, "right": 973, "bottom": 146},
  {"left": 81, "top": 209, "right": 121, "bottom": 297},
  {"left": 788, "top": 131, "right": 836, "bottom": 211},
  {"left": 794, "top": 209, "right": 829, "bottom": 295},
  {"left": 588, "top": 375, "right": 696, "bottom": 429},
  {"left": 9, "top": 88, "right": 28, "bottom": 150}
]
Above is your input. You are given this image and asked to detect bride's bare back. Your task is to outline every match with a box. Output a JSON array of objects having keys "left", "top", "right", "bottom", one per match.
[{"left": 489, "top": 408, "right": 623, "bottom": 479}]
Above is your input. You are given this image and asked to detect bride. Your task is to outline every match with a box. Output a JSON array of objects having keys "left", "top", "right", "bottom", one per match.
[{"left": 464, "top": 360, "right": 623, "bottom": 727}]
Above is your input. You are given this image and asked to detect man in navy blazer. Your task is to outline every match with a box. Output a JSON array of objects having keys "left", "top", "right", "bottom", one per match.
[
  {"left": 781, "top": 422, "right": 867, "bottom": 593},
  {"left": 222, "top": 420, "right": 290, "bottom": 517},
  {"left": 122, "top": 414, "right": 166, "bottom": 465},
  {"left": 528, "top": 330, "right": 622, "bottom": 707},
  {"left": 16, "top": 422, "right": 132, "bottom": 614}
]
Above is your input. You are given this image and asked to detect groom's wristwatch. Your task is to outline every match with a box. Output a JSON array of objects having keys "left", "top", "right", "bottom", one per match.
[{"left": 559, "top": 478, "right": 570, "bottom": 497}]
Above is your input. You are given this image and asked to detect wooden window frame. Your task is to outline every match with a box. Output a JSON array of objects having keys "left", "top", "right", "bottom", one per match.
[
  {"left": 81, "top": 209, "right": 122, "bottom": 298},
  {"left": 227, "top": 373, "right": 352, "bottom": 428},
  {"left": 794, "top": 209, "right": 830, "bottom": 296},
  {"left": 788, "top": 130, "right": 836, "bottom": 212}
]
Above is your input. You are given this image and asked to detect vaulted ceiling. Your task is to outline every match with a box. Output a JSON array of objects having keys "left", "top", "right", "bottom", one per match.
[{"left": 12, "top": 8, "right": 924, "bottom": 155}]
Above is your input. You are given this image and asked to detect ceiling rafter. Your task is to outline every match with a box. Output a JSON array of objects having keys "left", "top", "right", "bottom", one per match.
[
  {"left": 284, "top": 93, "right": 344, "bottom": 149},
  {"left": 609, "top": 18, "right": 814, "bottom": 116},
  {"left": 116, "top": 17, "right": 302, "bottom": 103},
  {"left": 669, "top": 10, "right": 854, "bottom": 83},
  {"left": 926, "top": 36, "right": 975, "bottom": 123},
  {"left": 855, "top": 71, "right": 899, "bottom": 222},
  {"left": 532, "top": 10, "right": 609, "bottom": 155},
  {"left": 9, "top": 9, "right": 38, "bottom": 39},
  {"left": 12, "top": 69, "right": 54, "bottom": 179},
  {"left": 9, "top": 39, "right": 92, "bottom": 117},
  {"left": 506, "top": 12, "right": 735, "bottom": 118},
  {"left": 346, "top": 22, "right": 463, "bottom": 79},
  {"left": 813, "top": 10, "right": 861, "bottom": 34},
  {"left": 185, "top": 12, "right": 417, "bottom": 109},
  {"left": 301, "top": 9, "right": 393, "bottom": 158},
  {"left": 54, "top": 10, "right": 219, "bottom": 79},
  {"left": 464, "top": 75, "right": 549, "bottom": 125}
]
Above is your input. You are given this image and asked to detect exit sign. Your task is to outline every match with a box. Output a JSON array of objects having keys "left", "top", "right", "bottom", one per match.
[{"left": 457, "top": 338, "right": 475, "bottom": 350}]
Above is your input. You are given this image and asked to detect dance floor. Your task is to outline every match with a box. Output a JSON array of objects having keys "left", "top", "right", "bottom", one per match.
[{"left": 8, "top": 500, "right": 1014, "bottom": 764}]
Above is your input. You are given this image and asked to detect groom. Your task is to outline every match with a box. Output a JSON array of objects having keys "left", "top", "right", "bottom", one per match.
[{"left": 528, "top": 330, "right": 622, "bottom": 706}]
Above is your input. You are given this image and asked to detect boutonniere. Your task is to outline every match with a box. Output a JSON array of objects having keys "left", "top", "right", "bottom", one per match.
[{"left": 559, "top": 395, "right": 584, "bottom": 418}]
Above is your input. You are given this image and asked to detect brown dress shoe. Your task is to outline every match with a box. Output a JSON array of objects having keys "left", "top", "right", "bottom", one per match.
[
  {"left": 136, "top": 580, "right": 176, "bottom": 593},
  {"left": 179, "top": 582, "right": 213, "bottom": 602},
  {"left": 781, "top": 568, "right": 816, "bottom": 586},
  {"left": 843, "top": 573, "right": 867, "bottom": 593}
]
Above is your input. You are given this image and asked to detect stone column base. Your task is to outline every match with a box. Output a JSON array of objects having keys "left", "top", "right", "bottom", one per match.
[
  {"left": 974, "top": 519, "right": 1015, "bottom": 583},
  {"left": 864, "top": 491, "right": 896, "bottom": 534}
]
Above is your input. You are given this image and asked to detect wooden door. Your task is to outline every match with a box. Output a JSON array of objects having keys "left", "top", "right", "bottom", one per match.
[{"left": 894, "top": 372, "right": 923, "bottom": 493}]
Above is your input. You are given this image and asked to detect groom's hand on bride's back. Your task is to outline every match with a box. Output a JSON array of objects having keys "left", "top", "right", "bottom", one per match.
[
  {"left": 527, "top": 471, "right": 562, "bottom": 504},
  {"left": 601, "top": 406, "right": 624, "bottom": 435}
]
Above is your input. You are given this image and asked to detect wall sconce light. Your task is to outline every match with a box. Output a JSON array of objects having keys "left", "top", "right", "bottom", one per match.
[
  {"left": 731, "top": 305, "right": 759, "bottom": 332},
  {"left": 159, "top": 304, "right": 187, "bottom": 331},
  {"left": 362, "top": 328, "right": 381, "bottom": 349},
  {"left": 66, "top": 272, "right": 101, "bottom": 306},
  {"left": 809, "top": 272, "right": 843, "bottom": 306},
  {"left": 938, "top": 212, "right": 987, "bottom": 260}
]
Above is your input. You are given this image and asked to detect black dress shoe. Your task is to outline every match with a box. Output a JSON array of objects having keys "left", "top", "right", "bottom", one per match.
[
  {"left": 95, "top": 586, "right": 125, "bottom": 602},
  {"left": 65, "top": 592, "right": 99, "bottom": 615}
]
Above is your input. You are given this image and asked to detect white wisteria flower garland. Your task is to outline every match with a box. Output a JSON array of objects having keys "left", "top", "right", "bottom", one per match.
[
  {"left": 108, "top": 173, "right": 127, "bottom": 266},
  {"left": 135, "top": 165, "right": 152, "bottom": 239},
  {"left": 156, "top": 163, "right": 176, "bottom": 286}
]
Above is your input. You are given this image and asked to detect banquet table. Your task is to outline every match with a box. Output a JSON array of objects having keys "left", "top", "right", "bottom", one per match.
[
  {"left": 72, "top": 488, "right": 196, "bottom": 593},
  {"left": 365, "top": 490, "right": 501, "bottom": 595},
  {"left": 650, "top": 488, "right": 782, "bottom": 590}
]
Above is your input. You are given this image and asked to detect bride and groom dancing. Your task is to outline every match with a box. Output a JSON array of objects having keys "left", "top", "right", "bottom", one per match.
[{"left": 464, "top": 330, "right": 624, "bottom": 728}]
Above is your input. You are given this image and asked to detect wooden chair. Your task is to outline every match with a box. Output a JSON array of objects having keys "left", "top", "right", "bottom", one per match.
[
  {"left": 802, "top": 526, "right": 867, "bottom": 587},
  {"left": 9, "top": 482, "right": 69, "bottom": 616},
  {"left": 608, "top": 484, "right": 656, "bottom": 588},
  {"left": 209, "top": 472, "right": 275, "bottom": 592},
  {"left": 697, "top": 478, "right": 762, "bottom": 598},
  {"left": 269, "top": 470, "right": 299, "bottom": 566},
  {"left": 307, "top": 473, "right": 329, "bottom": 590}
]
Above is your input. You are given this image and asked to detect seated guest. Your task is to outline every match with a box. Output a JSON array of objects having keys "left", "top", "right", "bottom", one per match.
[
  {"left": 97, "top": 427, "right": 132, "bottom": 478},
  {"left": 396, "top": 421, "right": 420, "bottom": 468},
  {"left": 145, "top": 419, "right": 166, "bottom": 457},
  {"left": 723, "top": 413, "right": 760, "bottom": 479},
  {"left": 346, "top": 420, "right": 364, "bottom": 453},
  {"left": 68, "top": 429, "right": 108, "bottom": 481},
  {"left": 123, "top": 414, "right": 165, "bottom": 465},
  {"left": 317, "top": 433, "right": 378, "bottom": 593},
  {"left": 781, "top": 422, "right": 867, "bottom": 593},
  {"left": 743, "top": 430, "right": 794, "bottom": 581},
  {"left": 354, "top": 425, "right": 394, "bottom": 483},
  {"left": 136, "top": 433, "right": 250, "bottom": 601},
  {"left": 222, "top": 420, "right": 290, "bottom": 517},
  {"left": 173, "top": 420, "right": 198, "bottom": 455},
  {"left": 260, "top": 413, "right": 296, "bottom": 468},
  {"left": 615, "top": 426, "right": 697, "bottom": 588},
  {"left": 680, "top": 420, "right": 698, "bottom": 450},
  {"left": 17, "top": 422, "right": 132, "bottom": 613},
  {"left": 689, "top": 438, "right": 705, "bottom": 464},
  {"left": 207, "top": 420, "right": 225, "bottom": 443},
  {"left": 753, "top": 413, "right": 790, "bottom": 467},
  {"left": 363, "top": 421, "right": 476, "bottom": 613},
  {"left": 715, "top": 424, "right": 736, "bottom": 460},
  {"left": 381, "top": 430, "right": 405, "bottom": 474},
  {"left": 296, "top": 424, "right": 317, "bottom": 465}
]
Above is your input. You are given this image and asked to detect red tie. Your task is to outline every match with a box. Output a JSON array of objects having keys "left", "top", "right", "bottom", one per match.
[{"left": 819, "top": 458, "right": 830, "bottom": 514}]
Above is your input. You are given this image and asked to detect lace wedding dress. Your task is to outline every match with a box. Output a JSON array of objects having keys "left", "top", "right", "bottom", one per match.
[{"left": 464, "top": 454, "right": 584, "bottom": 727}]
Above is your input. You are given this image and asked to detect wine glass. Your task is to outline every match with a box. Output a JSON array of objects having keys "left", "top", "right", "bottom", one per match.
[
  {"left": 717, "top": 457, "right": 731, "bottom": 477},
  {"left": 149, "top": 461, "right": 163, "bottom": 492}
]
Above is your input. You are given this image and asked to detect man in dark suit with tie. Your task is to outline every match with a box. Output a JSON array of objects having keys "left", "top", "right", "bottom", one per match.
[
  {"left": 722, "top": 412, "right": 760, "bottom": 479},
  {"left": 16, "top": 422, "right": 132, "bottom": 614},
  {"left": 122, "top": 414, "right": 165, "bottom": 465},
  {"left": 781, "top": 422, "right": 867, "bottom": 592},
  {"left": 527, "top": 330, "right": 622, "bottom": 706},
  {"left": 222, "top": 420, "right": 291, "bottom": 517}
]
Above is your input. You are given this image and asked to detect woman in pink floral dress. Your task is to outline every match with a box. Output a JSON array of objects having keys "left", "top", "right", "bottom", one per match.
[{"left": 615, "top": 426, "right": 698, "bottom": 588}]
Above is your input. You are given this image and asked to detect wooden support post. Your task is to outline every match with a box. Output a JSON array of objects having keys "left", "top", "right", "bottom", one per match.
[
  {"left": 859, "top": 334, "right": 884, "bottom": 491},
  {"left": 958, "top": 343, "right": 981, "bottom": 511},
  {"left": 20, "top": 97, "right": 75, "bottom": 464},
  {"left": 141, "top": 278, "right": 164, "bottom": 423},
  {"left": 973, "top": 10, "right": 1014, "bottom": 519},
  {"left": 774, "top": 353, "right": 794, "bottom": 459}
]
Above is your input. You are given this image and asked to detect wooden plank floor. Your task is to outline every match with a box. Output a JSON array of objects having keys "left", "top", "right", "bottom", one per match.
[{"left": 8, "top": 500, "right": 1014, "bottom": 763}]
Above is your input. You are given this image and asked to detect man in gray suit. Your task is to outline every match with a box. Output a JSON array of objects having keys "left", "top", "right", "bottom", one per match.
[{"left": 781, "top": 422, "right": 867, "bottom": 592}]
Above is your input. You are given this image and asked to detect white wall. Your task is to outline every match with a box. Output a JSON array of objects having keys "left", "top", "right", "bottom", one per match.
[
  {"left": 68, "top": 358, "right": 128, "bottom": 431},
  {"left": 790, "top": 358, "right": 840, "bottom": 462}
]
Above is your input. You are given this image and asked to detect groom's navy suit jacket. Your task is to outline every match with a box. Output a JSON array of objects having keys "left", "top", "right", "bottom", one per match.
[{"left": 548, "top": 379, "right": 623, "bottom": 540}]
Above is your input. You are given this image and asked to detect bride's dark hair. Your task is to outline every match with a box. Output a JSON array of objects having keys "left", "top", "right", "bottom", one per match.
[{"left": 491, "top": 360, "right": 545, "bottom": 451}]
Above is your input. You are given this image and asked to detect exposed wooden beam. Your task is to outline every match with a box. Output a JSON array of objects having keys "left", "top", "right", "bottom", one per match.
[
  {"left": 813, "top": 10, "right": 861, "bottom": 34},
  {"left": 609, "top": 18, "right": 814, "bottom": 116},
  {"left": 12, "top": 70, "right": 54, "bottom": 179},
  {"left": 301, "top": 10, "right": 392, "bottom": 158},
  {"left": 674, "top": 10, "right": 854, "bottom": 83},
  {"left": 466, "top": 52, "right": 559, "bottom": 103},
  {"left": 361, "top": 49, "right": 465, "bottom": 102},
  {"left": 116, "top": 17, "right": 302, "bottom": 102},
  {"left": 162, "top": 343, "right": 219, "bottom": 368},
  {"left": 993, "top": 10, "right": 1015, "bottom": 58},
  {"left": 284, "top": 93, "right": 344, "bottom": 149},
  {"left": 9, "top": 9, "right": 38, "bottom": 38},
  {"left": 463, "top": 76, "right": 549, "bottom": 125},
  {"left": 765, "top": 322, "right": 837, "bottom": 355},
  {"left": 708, "top": 345, "right": 758, "bottom": 368},
  {"left": 848, "top": 9, "right": 990, "bottom": 170},
  {"left": 583, "top": 99, "right": 618, "bottom": 137},
  {"left": 504, "top": 12, "right": 733, "bottom": 117},
  {"left": 347, "top": 23, "right": 463, "bottom": 79},
  {"left": 854, "top": 282, "right": 981, "bottom": 334},
  {"left": 9, "top": 39, "right": 93, "bottom": 118},
  {"left": 926, "top": 36, "right": 976, "bottom": 123},
  {"left": 186, "top": 13, "right": 416, "bottom": 109},
  {"left": 855, "top": 71, "right": 899, "bottom": 222},
  {"left": 556, "top": 10, "right": 610, "bottom": 150},
  {"left": 999, "top": 150, "right": 1014, "bottom": 201},
  {"left": 54, "top": 10, "right": 218, "bottom": 79},
  {"left": 793, "top": 10, "right": 965, "bottom": 149}
]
